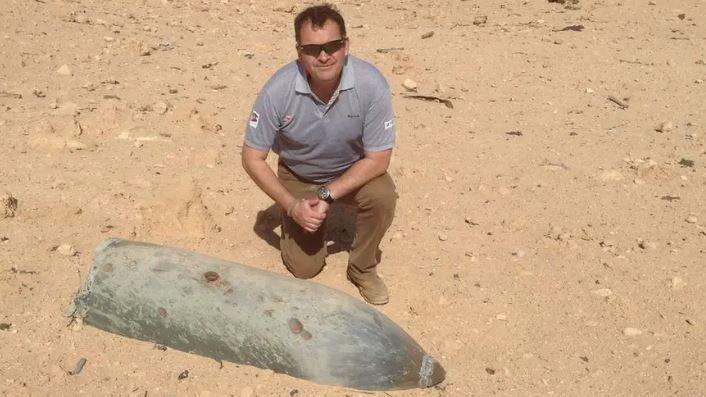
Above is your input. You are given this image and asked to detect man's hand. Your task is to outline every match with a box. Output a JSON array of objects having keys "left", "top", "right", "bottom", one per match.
[{"left": 291, "top": 198, "right": 328, "bottom": 233}]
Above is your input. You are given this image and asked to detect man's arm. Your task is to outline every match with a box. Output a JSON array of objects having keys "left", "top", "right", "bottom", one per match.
[
  {"left": 241, "top": 144, "right": 325, "bottom": 232},
  {"left": 326, "top": 149, "right": 392, "bottom": 200}
]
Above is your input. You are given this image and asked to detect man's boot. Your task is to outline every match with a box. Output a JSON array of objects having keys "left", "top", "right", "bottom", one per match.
[{"left": 346, "top": 268, "right": 389, "bottom": 305}]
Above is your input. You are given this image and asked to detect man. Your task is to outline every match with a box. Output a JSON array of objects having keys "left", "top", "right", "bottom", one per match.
[{"left": 241, "top": 4, "right": 397, "bottom": 305}]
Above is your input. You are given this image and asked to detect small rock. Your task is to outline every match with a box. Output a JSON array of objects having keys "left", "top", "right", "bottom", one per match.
[
  {"left": 585, "top": 87, "right": 594, "bottom": 94},
  {"left": 473, "top": 15, "right": 488, "bottom": 26},
  {"left": 623, "top": 327, "right": 642, "bottom": 337},
  {"left": 56, "top": 64, "right": 72, "bottom": 76},
  {"left": 2, "top": 192, "right": 18, "bottom": 218},
  {"left": 637, "top": 239, "right": 657, "bottom": 250},
  {"left": 438, "top": 232, "right": 448, "bottom": 241},
  {"left": 153, "top": 101, "right": 169, "bottom": 115},
  {"left": 655, "top": 121, "right": 673, "bottom": 132},
  {"left": 496, "top": 314, "right": 507, "bottom": 321},
  {"left": 592, "top": 288, "right": 613, "bottom": 297},
  {"left": 66, "top": 140, "right": 87, "bottom": 151},
  {"left": 421, "top": 31, "right": 434, "bottom": 39},
  {"left": 138, "top": 42, "right": 152, "bottom": 56},
  {"left": 685, "top": 215, "right": 697, "bottom": 224},
  {"left": 671, "top": 277, "right": 685, "bottom": 290},
  {"left": 56, "top": 244, "right": 77, "bottom": 257},
  {"left": 599, "top": 170, "right": 624, "bottom": 181},
  {"left": 402, "top": 78, "right": 418, "bottom": 91}
]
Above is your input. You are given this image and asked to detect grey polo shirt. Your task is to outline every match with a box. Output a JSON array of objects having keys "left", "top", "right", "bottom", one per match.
[{"left": 244, "top": 55, "right": 395, "bottom": 183}]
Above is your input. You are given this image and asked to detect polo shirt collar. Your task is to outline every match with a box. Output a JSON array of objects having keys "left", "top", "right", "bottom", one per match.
[{"left": 295, "top": 56, "right": 355, "bottom": 94}]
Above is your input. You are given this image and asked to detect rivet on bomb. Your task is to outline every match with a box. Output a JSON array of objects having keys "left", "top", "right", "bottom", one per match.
[
  {"left": 158, "top": 307, "right": 168, "bottom": 317},
  {"left": 204, "top": 271, "right": 220, "bottom": 282},
  {"left": 288, "top": 318, "right": 303, "bottom": 334},
  {"left": 103, "top": 263, "right": 113, "bottom": 272},
  {"left": 300, "top": 330, "right": 312, "bottom": 340}
]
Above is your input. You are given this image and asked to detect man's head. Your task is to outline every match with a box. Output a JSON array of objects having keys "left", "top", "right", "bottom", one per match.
[{"left": 294, "top": 4, "right": 349, "bottom": 87}]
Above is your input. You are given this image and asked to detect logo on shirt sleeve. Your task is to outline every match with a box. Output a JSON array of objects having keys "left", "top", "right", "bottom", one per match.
[
  {"left": 249, "top": 110, "right": 260, "bottom": 128},
  {"left": 384, "top": 119, "right": 395, "bottom": 130}
]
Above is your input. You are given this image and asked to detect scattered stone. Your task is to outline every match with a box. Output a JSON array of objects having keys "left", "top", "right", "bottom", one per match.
[
  {"left": 66, "top": 140, "right": 87, "bottom": 151},
  {"left": 56, "top": 244, "right": 77, "bottom": 257},
  {"left": 671, "top": 277, "right": 685, "bottom": 290},
  {"left": 655, "top": 121, "right": 673, "bottom": 132},
  {"left": 473, "top": 15, "right": 488, "bottom": 26},
  {"left": 56, "top": 64, "right": 72, "bottom": 76},
  {"left": 592, "top": 288, "right": 613, "bottom": 297},
  {"left": 2, "top": 192, "right": 18, "bottom": 218},
  {"left": 0, "top": 323, "right": 11, "bottom": 331},
  {"left": 496, "top": 314, "right": 507, "bottom": 321},
  {"left": 402, "top": 78, "right": 418, "bottom": 91},
  {"left": 421, "top": 31, "right": 434, "bottom": 39},
  {"left": 68, "top": 358, "right": 87, "bottom": 375},
  {"left": 637, "top": 239, "right": 657, "bottom": 250},
  {"left": 485, "top": 367, "right": 496, "bottom": 375},
  {"left": 599, "top": 170, "right": 624, "bottom": 181},
  {"left": 438, "top": 232, "right": 448, "bottom": 241},
  {"left": 33, "top": 89, "right": 46, "bottom": 98},
  {"left": 623, "top": 327, "right": 642, "bottom": 337},
  {"left": 685, "top": 215, "right": 697, "bottom": 224},
  {"left": 153, "top": 101, "right": 169, "bottom": 115},
  {"left": 585, "top": 87, "right": 594, "bottom": 93},
  {"left": 138, "top": 42, "right": 152, "bottom": 56},
  {"left": 177, "top": 370, "right": 189, "bottom": 380}
]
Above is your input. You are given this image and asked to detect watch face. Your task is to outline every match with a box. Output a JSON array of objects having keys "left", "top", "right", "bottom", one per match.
[{"left": 318, "top": 186, "right": 330, "bottom": 200}]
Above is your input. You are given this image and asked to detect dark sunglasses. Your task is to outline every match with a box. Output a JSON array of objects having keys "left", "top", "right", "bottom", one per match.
[{"left": 297, "top": 38, "right": 346, "bottom": 57}]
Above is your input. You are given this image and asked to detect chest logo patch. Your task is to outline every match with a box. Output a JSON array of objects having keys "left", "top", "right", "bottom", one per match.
[
  {"left": 283, "top": 114, "right": 294, "bottom": 124},
  {"left": 249, "top": 110, "right": 260, "bottom": 128},
  {"left": 384, "top": 119, "right": 395, "bottom": 130}
]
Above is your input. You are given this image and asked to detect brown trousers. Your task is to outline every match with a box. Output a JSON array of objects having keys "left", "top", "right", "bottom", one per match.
[{"left": 278, "top": 163, "right": 397, "bottom": 280}]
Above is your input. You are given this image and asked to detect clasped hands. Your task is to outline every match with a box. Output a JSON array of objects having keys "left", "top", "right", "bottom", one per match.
[{"left": 288, "top": 197, "right": 329, "bottom": 233}]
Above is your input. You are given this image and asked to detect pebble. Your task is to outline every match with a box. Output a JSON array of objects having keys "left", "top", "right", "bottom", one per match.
[
  {"left": 2, "top": 192, "right": 18, "bottom": 218},
  {"left": 438, "top": 232, "right": 448, "bottom": 241},
  {"left": 585, "top": 87, "right": 594, "bottom": 94},
  {"left": 153, "top": 101, "right": 169, "bottom": 114},
  {"left": 623, "top": 327, "right": 642, "bottom": 337},
  {"left": 592, "top": 288, "right": 613, "bottom": 297},
  {"left": 473, "top": 15, "right": 488, "bottom": 26},
  {"left": 599, "top": 170, "right": 624, "bottom": 181},
  {"left": 57, "top": 244, "right": 77, "bottom": 256},
  {"left": 637, "top": 239, "right": 657, "bottom": 250},
  {"left": 66, "top": 140, "right": 87, "bottom": 151},
  {"left": 671, "top": 277, "right": 685, "bottom": 290},
  {"left": 496, "top": 314, "right": 507, "bottom": 321},
  {"left": 421, "top": 31, "right": 434, "bottom": 39},
  {"left": 56, "top": 64, "right": 72, "bottom": 76},
  {"left": 402, "top": 78, "right": 418, "bottom": 91},
  {"left": 655, "top": 121, "right": 673, "bottom": 132},
  {"left": 685, "top": 215, "right": 697, "bottom": 224}
]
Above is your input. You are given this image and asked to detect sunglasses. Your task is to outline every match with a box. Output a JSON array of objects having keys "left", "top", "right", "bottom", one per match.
[{"left": 297, "top": 38, "right": 347, "bottom": 57}]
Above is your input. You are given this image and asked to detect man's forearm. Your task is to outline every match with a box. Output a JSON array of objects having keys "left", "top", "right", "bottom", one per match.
[
  {"left": 327, "top": 152, "right": 391, "bottom": 200},
  {"left": 242, "top": 158, "right": 297, "bottom": 211}
]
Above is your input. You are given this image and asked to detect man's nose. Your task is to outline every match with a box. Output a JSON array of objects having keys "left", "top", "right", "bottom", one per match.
[{"left": 317, "top": 50, "right": 331, "bottom": 62}]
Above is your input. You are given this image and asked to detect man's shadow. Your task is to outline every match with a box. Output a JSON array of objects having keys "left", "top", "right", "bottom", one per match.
[{"left": 253, "top": 203, "right": 356, "bottom": 255}]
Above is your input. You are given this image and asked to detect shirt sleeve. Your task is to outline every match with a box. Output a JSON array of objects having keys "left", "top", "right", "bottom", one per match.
[
  {"left": 244, "top": 89, "right": 279, "bottom": 151},
  {"left": 362, "top": 85, "right": 396, "bottom": 152}
]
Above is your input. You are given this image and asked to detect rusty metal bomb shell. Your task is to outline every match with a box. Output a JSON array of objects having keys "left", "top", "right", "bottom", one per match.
[{"left": 70, "top": 239, "right": 445, "bottom": 390}]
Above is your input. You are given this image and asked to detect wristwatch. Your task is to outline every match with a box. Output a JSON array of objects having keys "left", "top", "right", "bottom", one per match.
[{"left": 317, "top": 186, "right": 334, "bottom": 204}]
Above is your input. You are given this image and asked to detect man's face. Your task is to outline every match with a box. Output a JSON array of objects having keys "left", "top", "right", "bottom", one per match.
[{"left": 297, "top": 19, "right": 349, "bottom": 87}]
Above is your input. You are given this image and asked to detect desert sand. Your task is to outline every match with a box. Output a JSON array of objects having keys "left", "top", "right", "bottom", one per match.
[{"left": 1, "top": 0, "right": 705, "bottom": 395}]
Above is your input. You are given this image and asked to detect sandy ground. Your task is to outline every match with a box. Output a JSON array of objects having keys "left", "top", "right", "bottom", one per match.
[{"left": 1, "top": 0, "right": 705, "bottom": 395}]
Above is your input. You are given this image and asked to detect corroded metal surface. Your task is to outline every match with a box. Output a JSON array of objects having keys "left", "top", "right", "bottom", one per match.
[{"left": 71, "top": 239, "right": 445, "bottom": 390}]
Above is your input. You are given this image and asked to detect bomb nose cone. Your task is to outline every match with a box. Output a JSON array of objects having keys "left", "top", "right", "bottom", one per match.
[{"left": 418, "top": 354, "right": 446, "bottom": 388}]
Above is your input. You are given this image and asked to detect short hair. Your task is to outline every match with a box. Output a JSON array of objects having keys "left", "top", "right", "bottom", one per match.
[{"left": 294, "top": 4, "right": 347, "bottom": 44}]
